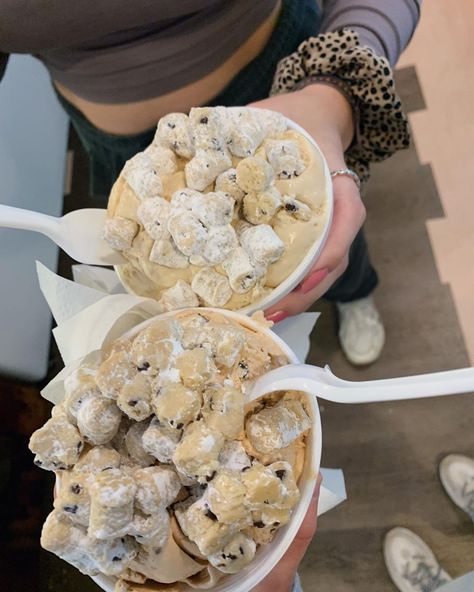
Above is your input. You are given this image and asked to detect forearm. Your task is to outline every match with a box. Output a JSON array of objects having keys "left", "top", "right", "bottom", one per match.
[{"left": 319, "top": 0, "right": 422, "bottom": 65}]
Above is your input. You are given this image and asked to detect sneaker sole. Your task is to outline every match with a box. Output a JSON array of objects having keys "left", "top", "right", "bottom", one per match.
[{"left": 383, "top": 527, "right": 451, "bottom": 592}]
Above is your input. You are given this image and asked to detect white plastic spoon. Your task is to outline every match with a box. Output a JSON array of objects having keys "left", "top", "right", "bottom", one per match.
[
  {"left": 247, "top": 364, "right": 474, "bottom": 404},
  {"left": 0, "top": 204, "right": 125, "bottom": 265}
]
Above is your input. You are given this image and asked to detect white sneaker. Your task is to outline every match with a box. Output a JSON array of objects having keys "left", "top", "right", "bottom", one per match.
[
  {"left": 439, "top": 454, "right": 474, "bottom": 521},
  {"left": 336, "top": 295, "right": 385, "bottom": 365},
  {"left": 384, "top": 527, "right": 452, "bottom": 592}
]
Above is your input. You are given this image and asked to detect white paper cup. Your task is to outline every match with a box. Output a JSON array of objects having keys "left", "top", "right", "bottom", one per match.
[
  {"left": 88, "top": 307, "right": 322, "bottom": 592},
  {"left": 115, "top": 111, "right": 334, "bottom": 316}
]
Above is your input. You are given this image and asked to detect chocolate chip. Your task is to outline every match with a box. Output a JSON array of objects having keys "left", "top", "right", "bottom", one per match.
[
  {"left": 172, "top": 141, "right": 179, "bottom": 151},
  {"left": 77, "top": 441, "right": 83, "bottom": 452},
  {"left": 176, "top": 423, "right": 184, "bottom": 430},
  {"left": 63, "top": 505, "right": 78, "bottom": 514},
  {"left": 121, "top": 538, "right": 125, "bottom": 543},
  {"left": 254, "top": 521, "right": 265, "bottom": 528},
  {"left": 34, "top": 459, "right": 43, "bottom": 467},
  {"left": 112, "top": 556, "right": 121, "bottom": 562},
  {"left": 128, "top": 400, "right": 138, "bottom": 407},
  {"left": 273, "top": 521, "right": 280, "bottom": 527},
  {"left": 137, "top": 361, "right": 150, "bottom": 372},
  {"left": 227, "top": 554, "right": 237, "bottom": 561},
  {"left": 206, "top": 472, "right": 216, "bottom": 483},
  {"left": 154, "top": 547, "right": 161, "bottom": 554},
  {"left": 101, "top": 466, "right": 113, "bottom": 472},
  {"left": 70, "top": 483, "right": 82, "bottom": 495},
  {"left": 275, "top": 470, "right": 286, "bottom": 480},
  {"left": 263, "top": 500, "right": 269, "bottom": 504},
  {"left": 168, "top": 122, "right": 176, "bottom": 129},
  {"left": 200, "top": 117, "right": 209, "bottom": 124},
  {"left": 169, "top": 420, "right": 175, "bottom": 426},
  {"left": 239, "top": 546, "right": 244, "bottom": 555},
  {"left": 242, "top": 466, "right": 250, "bottom": 472},
  {"left": 285, "top": 203, "right": 297, "bottom": 212},
  {"left": 205, "top": 509, "right": 218, "bottom": 521},
  {"left": 221, "top": 553, "right": 226, "bottom": 559}
]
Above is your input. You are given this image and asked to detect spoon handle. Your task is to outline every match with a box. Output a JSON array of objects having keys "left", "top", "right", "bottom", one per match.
[
  {"left": 0, "top": 204, "right": 59, "bottom": 238},
  {"left": 250, "top": 364, "right": 474, "bottom": 404}
]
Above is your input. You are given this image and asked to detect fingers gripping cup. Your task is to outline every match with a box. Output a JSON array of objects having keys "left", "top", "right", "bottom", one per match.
[
  {"left": 30, "top": 308, "right": 321, "bottom": 592},
  {"left": 103, "top": 106, "right": 333, "bottom": 315}
]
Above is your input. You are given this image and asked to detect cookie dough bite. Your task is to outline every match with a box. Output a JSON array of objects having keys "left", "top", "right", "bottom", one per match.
[
  {"left": 241, "top": 463, "right": 284, "bottom": 510},
  {"left": 152, "top": 382, "right": 202, "bottom": 428},
  {"left": 193, "top": 320, "right": 245, "bottom": 368},
  {"left": 202, "top": 384, "right": 244, "bottom": 439},
  {"left": 117, "top": 372, "right": 153, "bottom": 422},
  {"left": 208, "top": 533, "right": 256, "bottom": 574},
  {"left": 149, "top": 235, "right": 190, "bottom": 268},
  {"left": 29, "top": 409, "right": 84, "bottom": 471},
  {"left": 144, "top": 144, "right": 178, "bottom": 176},
  {"left": 218, "top": 441, "right": 252, "bottom": 472},
  {"left": 89, "top": 468, "right": 136, "bottom": 539},
  {"left": 268, "top": 461, "right": 300, "bottom": 509},
  {"left": 189, "top": 106, "right": 229, "bottom": 152},
  {"left": 245, "top": 398, "right": 311, "bottom": 454},
  {"left": 167, "top": 211, "right": 208, "bottom": 257},
  {"left": 227, "top": 108, "right": 265, "bottom": 157},
  {"left": 170, "top": 187, "right": 202, "bottom": 211},
  {"left": 279, "top": 195, "right": 312, "bottom": 221},
  {"left": 129, "top": 319, "right": 183, "bottom": 373},
  {"left": 235, "top": 156, "right": 274, "bottom": 193},
  {"left": 87, "top": 534, "right": 138, "bottom": 577},
  {"left": 63, "top": 375, "right": 102, "bottom": 426},
  {"left": 95, "top": 351, "right": 138, "bottom": 400},
  {"left": 174, "top": 498, "right": 236, "bottom": 556},
  {"left": 175, "top": 348, "right": 216, "bottom": 389},
  {"left": 242, "top": 186, "right": 282, "bottom": 225},
  {"left": 191, "top": 191, "right": 235, "bottom": 227},
  {"left": 54, "top": 471, "right": 91, "bottom": 526},
  {"left": 156, "top": 113, "right": 195, "bottom": 160},
  {"left": 172, "top": 421, "right": 224, "bottom": 482},
  {"left": 134, "top": 466, "right": 181, "bottom": 513},
  {"left": 265, "top": 139, "right": 305, "bottom": 179},
  {"left": 191, "top": 268, "right": 233, "bottom": 307},
  {"left": 185, "top": 149, "right": 232, "bottom": 191},
  {"left": 257, "top": 109, "right": 287, "bottom": 138},
  {"left": 74, "top": 445, "right": 122, "bottom": 474},
  {"left": 102, "top": 217, "right": 138, "bottom": 251},
  {"left": 222, "top": 247, "right": 265, "bottom": 294},
  {"left": 232, "top": 332, "right": 272, "bottom": 382},
  {"left": 201, "top": 224, "right": 238, "bottom": 266},
  {"left": 239, "top": 224, "right": 285, "bottom": 266},
  {"left": 136, "top": 196, "right": 171, "bottom": 240},
  {"left": 123, "top": 152, "right": 163, "bottom": 199},
  {"left": 41, "top": 510, "right": 99, "bottom": 576},
  {"left": 157, "top": 280, "right": 199, "bottom": 312},
  {"left": 215, "top": 169, "right": 245, "bottom": 204},
  {"left": 124, "top": 421, "right": 155, "bottom": 466},
  {"left": 76, "top": 397, "right": 122, "bottom": 445},
  {"left": 142, "top": 417, "right": 182, "bottom": 464},
  {"left": 206, "top": 469, "right": 247, "bottom": 524},
  {"left": 251, "top": 506, "right": 291, "bottom": 530},
  {"left": 129, "top": 508, "right": 170, "bottom": 546}
]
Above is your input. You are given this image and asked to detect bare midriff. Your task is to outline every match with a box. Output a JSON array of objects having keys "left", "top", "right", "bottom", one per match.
[{"left": 54, "top": 1, "right": 282, "bottom": 136}]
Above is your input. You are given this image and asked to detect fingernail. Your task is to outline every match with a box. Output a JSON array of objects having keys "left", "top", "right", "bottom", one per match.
[
  {"left": 300, "top": 268, "right": 329, "bottom": 294},
  {"left": 265, "top": 310, "right": 289, "bottom": 323}
]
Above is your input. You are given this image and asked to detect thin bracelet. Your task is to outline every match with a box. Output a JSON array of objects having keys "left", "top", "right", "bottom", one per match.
[{"left": 330, "top": 168, "right": 361, "bottom": 190}]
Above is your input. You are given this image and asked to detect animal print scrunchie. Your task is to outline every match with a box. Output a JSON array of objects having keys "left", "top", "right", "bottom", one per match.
[{"left": 270, "top": 29, "right": 410, "bottom": 182}]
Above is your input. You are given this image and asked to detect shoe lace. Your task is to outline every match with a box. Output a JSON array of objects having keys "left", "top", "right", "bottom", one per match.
[
  {"left": 461, "top": 478, "right": 474, "bottom": 521},
  {"left": 402, "top": 555, "right": 449, "bottom": 592}
]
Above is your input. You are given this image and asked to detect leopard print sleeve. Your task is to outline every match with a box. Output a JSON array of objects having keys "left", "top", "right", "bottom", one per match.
[{"left": 270, "top": 29, "right": 410, "bottom": 182}]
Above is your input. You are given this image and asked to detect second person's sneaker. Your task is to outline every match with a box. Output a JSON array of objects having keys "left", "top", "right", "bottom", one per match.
[
  {"left": 384, "top": 527, "right": 451, "bottom": 592},
  {"left": 336, "top": 295, "right": 385, "bottom": 365},
  {"left": 439, "top": 454, "right": 474, "bottom": 521}
]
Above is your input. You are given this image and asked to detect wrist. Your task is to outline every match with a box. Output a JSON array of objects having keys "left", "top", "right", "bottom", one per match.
[{"left": 298, "top": 83, "right": 354, "bottom": 151}]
